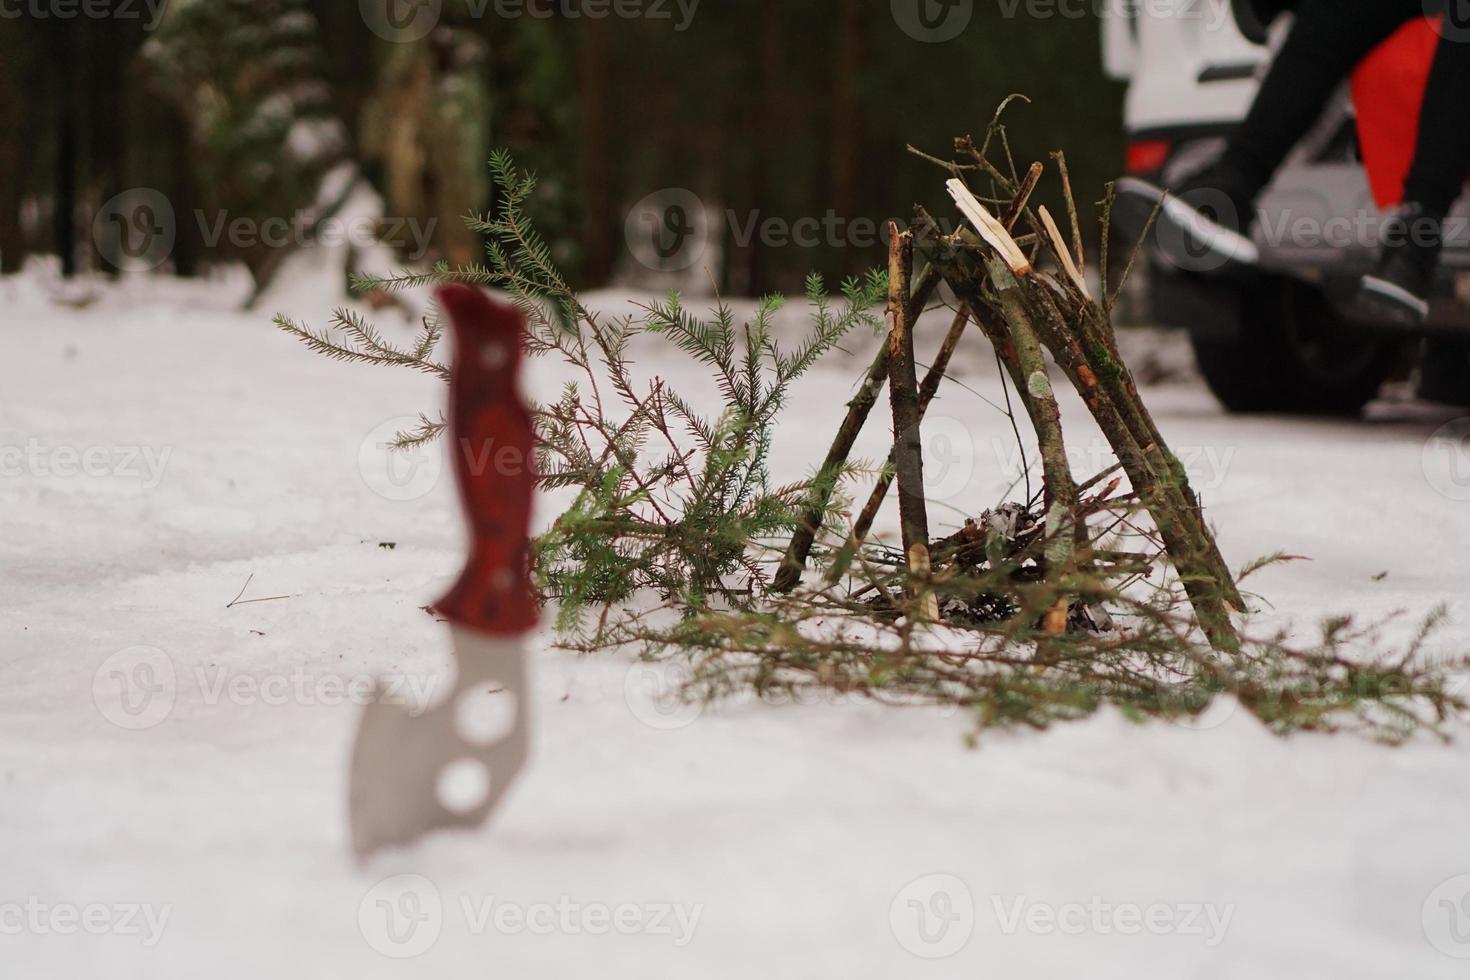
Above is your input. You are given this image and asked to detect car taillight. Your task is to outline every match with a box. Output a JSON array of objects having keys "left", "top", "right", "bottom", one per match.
[{"left": 1126, "top": 139, "right": 1172, "bottom": 176}]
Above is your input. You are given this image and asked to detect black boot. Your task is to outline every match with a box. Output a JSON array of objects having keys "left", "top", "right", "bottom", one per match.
[
  {"left": 1357, "top": 204, "right": 1442, "bottom": 327},
  {"left": 1417, "top": 337, "right": 1470, "bottom": 406},
  {"left": 1115, "top": 161, "right": 1261, "bottom": 276}
]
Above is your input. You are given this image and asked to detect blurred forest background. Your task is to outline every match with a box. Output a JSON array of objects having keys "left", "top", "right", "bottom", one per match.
[{"left": 0, "top": 0, "right": 1124, "bottom": 295}]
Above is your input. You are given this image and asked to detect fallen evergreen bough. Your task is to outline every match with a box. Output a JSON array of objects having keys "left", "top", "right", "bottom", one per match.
[{"left": 277, "top": 109, "right": 1470, "bottom": 745}]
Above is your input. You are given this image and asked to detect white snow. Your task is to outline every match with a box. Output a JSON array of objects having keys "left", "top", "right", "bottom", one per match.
[{"left": 4, "top": 264, "right": 1470, "bottom": 978}]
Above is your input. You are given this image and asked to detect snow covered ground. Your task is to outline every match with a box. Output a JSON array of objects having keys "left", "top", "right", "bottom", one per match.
[{"left": 4, "top": 263, "right": 1470, "bottom": 979}]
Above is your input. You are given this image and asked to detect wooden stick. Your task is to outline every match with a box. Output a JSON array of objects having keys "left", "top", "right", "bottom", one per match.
[
  {"left": 826, "top": 305, "right": 970, "bottom": 584},
  {"left": 947, "top": 179, "right": 1031, "bottom": 276},
  {"left": 983, "top": 256, "right": 1077, "bottom": 634},
  {"left": 1039, "top": 205, "right": 1090, "bottom": 300},
  {"left": 771, "top": 263, "right": 940, "bottom": 592},
  {"left": 1023, "top": 285, "right": 1240, "bottom": 649},
  {"left": 884, "top": 224, "right": 937, "bottom": 621},
  {"left": 915, "top": 213, "right": 1220, "bottom": 641},
  {"left": 1002, "top": 161, "right": 1044, "bottom": 232},
  {"left": 1074, "top": 301, "right": 1243, "bottom": 611},
  {"left": 1049, "top": 149, "right": 1086, "bottom": 272}
]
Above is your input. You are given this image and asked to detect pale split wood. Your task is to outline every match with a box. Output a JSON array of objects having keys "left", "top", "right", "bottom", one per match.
[
  {"left": 945, "top": 178, "right": 1032, "bottom": 276},
  {"left": 1039, "top": 205, "right": 1091, "bottom": 300},
  {"left": 908, "top": 543, "right": 941, "bottom": 624}
]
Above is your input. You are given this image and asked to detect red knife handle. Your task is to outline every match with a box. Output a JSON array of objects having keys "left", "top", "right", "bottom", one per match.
[{"left": 433, "top": 284, "right": 538, "bottom": 635}]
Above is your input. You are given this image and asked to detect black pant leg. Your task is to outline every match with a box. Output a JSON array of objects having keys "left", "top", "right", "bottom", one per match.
[
  {"left": 1402, "top": 9, "right": 1470, "bottom": 218},
  {"left": 1222, "top": 0, "right": 1425, "bottom": 197}
]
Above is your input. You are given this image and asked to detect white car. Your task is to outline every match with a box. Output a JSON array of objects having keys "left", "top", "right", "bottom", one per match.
[{"left": 1105, "top": 0, "right": 1470, "bottom": 413}]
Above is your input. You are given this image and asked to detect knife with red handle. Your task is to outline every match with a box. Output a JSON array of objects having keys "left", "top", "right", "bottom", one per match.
[{"left": 348, "top": 284, "right": 537, "bottom": 858}]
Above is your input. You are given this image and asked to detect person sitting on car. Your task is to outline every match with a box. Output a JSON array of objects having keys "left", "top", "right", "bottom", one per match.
[{"left": 1119, "top": 0, "right": 1470, "bottom": 326}]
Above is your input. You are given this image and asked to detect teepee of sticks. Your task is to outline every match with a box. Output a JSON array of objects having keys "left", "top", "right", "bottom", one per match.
[{"left": 772, "top": 136, "right": 1243, "bottom": 652}]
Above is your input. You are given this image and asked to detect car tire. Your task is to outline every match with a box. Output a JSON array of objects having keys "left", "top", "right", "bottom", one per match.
[{"left": 1156, "top": 269, "right": 1405, "bottom": 415}]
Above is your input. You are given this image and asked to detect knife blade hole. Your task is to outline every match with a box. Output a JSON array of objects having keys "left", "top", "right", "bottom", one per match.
[
  {"left": 455, "top": 684, "right": 518, "bottom": 746},
  {"left": 436, "top": 758, "right": 491, "bottom": 814}
]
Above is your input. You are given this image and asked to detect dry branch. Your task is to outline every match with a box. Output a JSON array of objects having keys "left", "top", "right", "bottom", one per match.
[
  {"left": 947, "top": 179, "right": 1031, "bottom": 276},
  {"left": 884, "top": 224, "right": 938, "bottom": 620},
  {"left": 827, "top": 305, "right": 971, "bottom": 583},
  {"left": 772, "top": 264, "right": 940, "bottom": 592}
]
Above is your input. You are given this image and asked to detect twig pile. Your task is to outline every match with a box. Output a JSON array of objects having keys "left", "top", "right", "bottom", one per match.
[{"left": 775, "top": 131, "right": 1241, "bottom": 653}]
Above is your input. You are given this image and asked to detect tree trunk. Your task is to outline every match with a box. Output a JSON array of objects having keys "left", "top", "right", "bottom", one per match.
[
  {"left": 53, "top": 21, "right": 79, "bottom": 276},
  {"left": 829, "top": 0, "right": 863, "bottom": 278},
  {"left": 0, "top": 23, "right": 24, "bottom": 272},
  {"left": 576, "top": 6, "right": 613, "bottom": 285}
]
